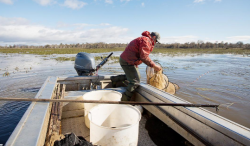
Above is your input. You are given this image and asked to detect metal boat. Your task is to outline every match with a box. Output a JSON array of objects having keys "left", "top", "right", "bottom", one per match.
[{"left": 5, "top": 53, "right": 250, "bottom": 146}]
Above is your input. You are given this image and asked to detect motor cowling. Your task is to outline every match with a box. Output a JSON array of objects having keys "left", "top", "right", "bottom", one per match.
[{"left": 74, "top": 52, "right": 96, "bottom": 76}]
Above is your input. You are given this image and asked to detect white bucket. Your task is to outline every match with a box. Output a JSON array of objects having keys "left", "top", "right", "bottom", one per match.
[
  {"left": 88, "top": 104, "right": 141, "bottom": 146},
  {"left": 134, "top": 105, "right": 143, "bottom": 114},
  {"left": 82, "top": 90, "right": 122, "bottom": 128}
]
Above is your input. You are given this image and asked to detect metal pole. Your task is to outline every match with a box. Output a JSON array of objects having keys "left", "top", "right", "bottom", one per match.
[{"left": 0, "top": 97, "right": 219, "bottom": 108}]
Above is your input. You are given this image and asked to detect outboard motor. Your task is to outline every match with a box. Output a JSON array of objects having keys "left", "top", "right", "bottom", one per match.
[
  {"left": 74, "top": 52, "right": 127, "bottom": 87},
  {"left": 74, "top": 52, "right": 96, "bottom": 76},
  {"left": 74, "top": 52, "right": 113, "bottom": 76}
]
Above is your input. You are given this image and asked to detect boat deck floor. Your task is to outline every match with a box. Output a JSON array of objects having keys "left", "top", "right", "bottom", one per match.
[{"left": 61, "top": 87, "right": 157, "bottom": 146}]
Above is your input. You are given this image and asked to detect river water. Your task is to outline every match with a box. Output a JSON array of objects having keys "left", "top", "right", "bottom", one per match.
[{"left": 0, "top": 52, "right": 249, "bottom": 144}]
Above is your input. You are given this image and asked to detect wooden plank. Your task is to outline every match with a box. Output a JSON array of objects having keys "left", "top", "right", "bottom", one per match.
[
  {"left": 58, "top": 84, "right": 66, "bottom": 134},
  {"left": 45, "top": 84, "right": 58, "bottom": 144},
  {"left": 61, "top": 117, "right": 89, "bottom": 138},
  {"left": 45, "top": 83, "right": 65, "bottom": 146},
  {"left": 52, "top": 84, "right": 60, "bottom": 133},
  {"left": 62, "top": 109, "right": 84, "bottom": 119}
]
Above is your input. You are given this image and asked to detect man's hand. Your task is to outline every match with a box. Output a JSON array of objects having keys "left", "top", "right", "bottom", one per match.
[{"left": 153, "top": 64, "right": 162, "bottom": 72}]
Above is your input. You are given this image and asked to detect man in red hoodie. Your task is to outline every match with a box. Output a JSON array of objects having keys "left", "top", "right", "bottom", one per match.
[{"left": 120, "top": 31, "right": 162, "bottom": 101}]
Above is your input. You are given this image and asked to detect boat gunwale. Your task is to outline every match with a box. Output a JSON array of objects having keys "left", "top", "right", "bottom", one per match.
[
  {"left": 5, "top": 76, "right": 58, "bottom": 146},
  {"left": 137, "top": 83, "right": 250, "bottom": 145}
]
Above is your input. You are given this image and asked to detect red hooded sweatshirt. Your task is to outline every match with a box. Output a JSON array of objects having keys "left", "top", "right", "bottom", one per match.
[{"left": 120, "top": 31, "right": 156, "bottom": 67}]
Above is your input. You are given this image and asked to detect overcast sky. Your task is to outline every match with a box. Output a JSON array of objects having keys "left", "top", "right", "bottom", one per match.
[{"left": 0, "top": 0, "right": 249, "bottom": 45}]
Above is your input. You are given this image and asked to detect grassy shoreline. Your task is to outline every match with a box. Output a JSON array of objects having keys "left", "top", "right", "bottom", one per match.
[
  {"left": 0, "top": 48, "right": 249, "bottom": 55},
  {"left": 54, "top": 55, "right": 120, "bottom": 62},
  {"left": 152, "top": 48, "right": 250, "bottom": 55},
  {"left": 0, "top": 48, "right": 124, "bottom": 55}
]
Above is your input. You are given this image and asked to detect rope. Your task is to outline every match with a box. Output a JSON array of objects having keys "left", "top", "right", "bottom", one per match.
[{"left": 190, "top": 70, "right": 212, "bottom": 85}]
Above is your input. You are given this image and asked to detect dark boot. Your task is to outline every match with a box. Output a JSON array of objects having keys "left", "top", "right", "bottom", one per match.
[
  {"left": 111, "top": 75, "right": 127, "bottom": 87},
  {"left": 121, "top": 92, "right": 132, "bottom": 101}
]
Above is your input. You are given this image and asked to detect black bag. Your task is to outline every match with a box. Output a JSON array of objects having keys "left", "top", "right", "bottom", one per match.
[{"left": 54, "top": 133, "right": 93, "bottom": 146}]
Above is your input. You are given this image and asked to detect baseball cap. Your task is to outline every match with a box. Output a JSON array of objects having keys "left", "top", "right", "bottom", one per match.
[{"left": 151, "top": 32, "right": 161, "bottom": 44}]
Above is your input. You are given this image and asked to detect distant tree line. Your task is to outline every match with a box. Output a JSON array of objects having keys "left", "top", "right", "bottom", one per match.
[
  {"left": 0, "top": 42, "right": 127, "bottom": 49},
  {"left": 154, "top": 41, "right": 250, "bottom": 49},
  {"left": 1, "top": 41, "right": 250, "bottom": 49}
]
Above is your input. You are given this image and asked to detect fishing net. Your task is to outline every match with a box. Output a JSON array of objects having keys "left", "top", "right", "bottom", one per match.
[
  {"left": 146, "top": 64, "right": 169, "bottom": 85},
  {"left": 165, "top": 82, "right": 175, "bottom": 94},
  {"left": 149, "top": 70, "right": 167, "bottom": 90},
  {"left": 146, "top": 64, "right": 179, "bottom": 95},
  {"left": 173, "top": 83, "right": 180, "bottom": 90}
]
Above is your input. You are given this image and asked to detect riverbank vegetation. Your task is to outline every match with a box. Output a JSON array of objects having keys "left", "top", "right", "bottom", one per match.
[
  {"left": 3, "top": 71, "right": 10, "bottom": 77},
  {"left": 0, "top": 41, "right": 250, "bottom": 55},
  {"left": 94, "top": 56, "right": 120, "bottom": 61},
  {"left": 1, "top": 47, "right": 249, "bottom": 56},
  {"left": 0, "top": 48, "right": 124, "bottom": 55},
  {"left": 152, "top": 48, "right": 250, "bottom": 55},
  {"left": 54, "top": 57, "right": 75, "bottom": 62},
  {"left": 53, "top": 55, "right": 120, "bottom": 62}
]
